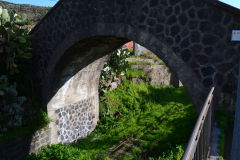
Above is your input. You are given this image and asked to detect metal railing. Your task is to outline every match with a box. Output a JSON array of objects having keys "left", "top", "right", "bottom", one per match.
[{"left": 182, "top": 86, "right": 215, "bottom": 160}]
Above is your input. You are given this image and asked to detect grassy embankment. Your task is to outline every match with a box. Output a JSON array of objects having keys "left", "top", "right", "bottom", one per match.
[{"left": 26, "top": 81, "right": 196, "bottom": 160}]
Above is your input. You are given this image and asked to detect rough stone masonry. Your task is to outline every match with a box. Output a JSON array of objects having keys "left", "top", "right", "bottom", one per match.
[{"left": 29, "top": 0, "right": 240, "bottom": 150}]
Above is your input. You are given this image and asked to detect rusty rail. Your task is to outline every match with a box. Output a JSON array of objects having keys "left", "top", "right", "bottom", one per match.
[{"left": 182, "top": 86, "right": 215, "bottom": 160}]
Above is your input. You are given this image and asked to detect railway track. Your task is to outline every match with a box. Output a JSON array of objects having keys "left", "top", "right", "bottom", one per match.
[{"left": 100, "top": 105, "right": 183, "bottom": 159}]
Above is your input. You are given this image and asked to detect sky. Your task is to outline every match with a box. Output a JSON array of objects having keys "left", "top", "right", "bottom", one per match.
[
  {"left": 1, "top": 0, "right": 58, "bottom": 7},
  {"left": 219, "top": 0, "right": 240, "bottom": 9},
  {"left": 1, "top": 0, "right": 240, "bottom": 9}
]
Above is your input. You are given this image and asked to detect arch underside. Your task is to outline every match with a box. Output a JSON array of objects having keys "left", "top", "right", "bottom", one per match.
[
  {"left": 38, "top": 27, "right": 204, "bottom": 144},
  {"left": 37, "top": 25, "right": 206, "bottom": 109}
]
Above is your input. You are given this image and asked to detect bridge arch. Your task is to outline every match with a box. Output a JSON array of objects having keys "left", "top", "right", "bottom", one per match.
[
  {"left": 31, "top": 0, "right": 240, "bottom": 144},
  {"left": 42, "top": 25, "right": 203, "bottom": 144}
]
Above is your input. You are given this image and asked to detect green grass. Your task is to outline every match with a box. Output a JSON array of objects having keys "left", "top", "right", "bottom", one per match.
[
  {"left": 216, "top": 110, "right": 234, "bottom": 157},
  {"left": 130, "top": 53, "right": 160, "bottom": 61},
  {"left": 159, "top": 61, "right": 166, "bottom": 65},
  {"left": 149, "top": 145, "right": 184, "bottom": 160},
  {"left": 128, "top": 48, "right": 134, "bottom": 54},
  {"left": 129, "top": 61, "right": 155, "bottom": 66},
  {"left": 126, "top": 68, "right": 147, "bottom": 79},
  {"left": 26, "top": 81, "right": 196, "bottom": 160},
  {"left": 219, "top": 156, "right": 224, "bottom": 160}
]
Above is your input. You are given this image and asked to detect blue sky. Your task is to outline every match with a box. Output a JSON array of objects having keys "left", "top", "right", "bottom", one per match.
[
  {"left": 1, "top": 0, "right": 240, "bottom": 9},
  {"left": 1, "top": 0, "right": 58, "bottom": 7},
  {"left": 219, "top": 0, "right": 240, "bottom": 9}
]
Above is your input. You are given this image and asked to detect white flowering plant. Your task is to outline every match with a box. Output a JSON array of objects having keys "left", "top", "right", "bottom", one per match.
[{"left": 99, "top": 47, "right": 132, "bottom": 96}]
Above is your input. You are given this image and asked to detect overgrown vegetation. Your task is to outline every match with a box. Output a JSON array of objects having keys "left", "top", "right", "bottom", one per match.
[
  {"left": 26, "top": 81, "right": 196, "bottom": 160},
  {"left": 0, "top": 6, "right": 33, "bottom": 73},
  {"left": 99, "top": 47, "right": 131, "bottom": 96},
  {"left": 0, "top": 6, "right": 49, "bottom": 143},
  {"left": 129, "top": 61, "right": 155, "bottom": 66},
  {"left": 216, "top": 110, "right": 234, "bottom": 157},
  {"left": 125, "top": 68, "right": 147, "bottom": 79}
]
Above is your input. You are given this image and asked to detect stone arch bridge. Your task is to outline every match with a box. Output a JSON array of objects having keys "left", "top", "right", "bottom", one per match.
[{"left": 30, "top": 0, "right": 240, "bottom": 148}]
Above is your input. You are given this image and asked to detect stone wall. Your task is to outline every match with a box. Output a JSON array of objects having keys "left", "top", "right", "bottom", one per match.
[
  {"left": 30, "top": 0, "right": 240, "bottom": 148},
  {"left": 54, "top": 98, "right": 96, "bottom": 144},
  {"left": 127, "top": 57, "right": 164, "bottom": 65},
  {"left": 47, "top": 54, "right": 107, "bottom": 144},
  {"left": 2, "top": 0, "right": 240, "bottom": 157},
  {"left": 131, "top": 64, "right": 181, "bottom": 87},
  {"left": 134, "top": 43, "right": 153, "bottom": 56},
  {"left": 31, "top": 0, "right": 240, "bottom": 111},
  {"left": 29, "top": 126, "right": 51, "bottom": 153},
  {"left": 0, "top": 55, "right": 107, "bottom": 158}
]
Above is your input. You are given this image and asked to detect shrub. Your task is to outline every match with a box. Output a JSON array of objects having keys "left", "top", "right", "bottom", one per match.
[
  {"left": 0, "top": 75, "right": 26, "bottom": 134},
  {"left": 99, "top": 47, "right": 131, "bottom": 96},
  {"left": 0, "top": 6, "right": 32, "bottom": 74},
  {"left": 0, "top": 6, "right": 49, "bottom": 142},
  {"left": 0, "top": 6, "right": 32, "bottom": 135}
]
